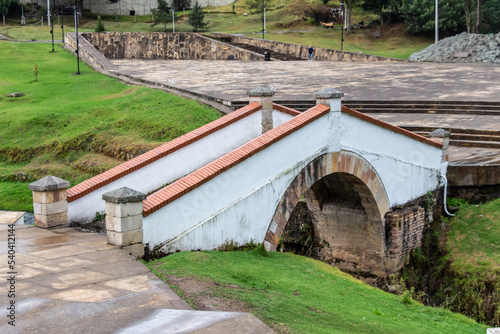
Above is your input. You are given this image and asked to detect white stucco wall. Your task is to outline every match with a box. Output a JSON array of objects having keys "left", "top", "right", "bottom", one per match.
[
  {"left": 272, "top": 110, "right": 295, "bottom": 127},
  {"left": 143, "top": 115, "right": 330, "bottom": 250},
  {"left": 339, "top": 113, "right": 443, "bottom": 207},
  {"left": 68, "top": 110, "right": 262, "bottom": 224},
  {"left": 83, "top": 0, "right": 235, "bottom": 15},
  {"left": 143, "top": 105, "right": 444, "bottom": 252}
]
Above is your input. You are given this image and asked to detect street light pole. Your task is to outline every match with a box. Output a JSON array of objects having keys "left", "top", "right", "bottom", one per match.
[
  {"left": 74, "top": 4, "right": 80, "bottom": 75},
  {"left": 262, "top": 3, "right": 266, "bottom": 39},
  {"left": 340, "top": 2, "right": 344, "bottom": 51},
  {"left": 61, "top": 6, "right": 65, "bottom": 43},
  {"left": 435, "top": 0, "right": 439, "bottom": 43},
  {"left": 47, "top": 0, "right": 51, "bottom": 26},
  {"left": 50, "top": 0, "right": 55, "bottom": 52},
  {"left": 172, "top": 8, "right": 175, "bottom": 32}
]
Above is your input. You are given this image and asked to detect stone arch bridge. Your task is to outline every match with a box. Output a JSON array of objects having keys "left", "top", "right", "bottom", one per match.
[{"left": 30, "top": 88, "right": 448, "bottom": 276}]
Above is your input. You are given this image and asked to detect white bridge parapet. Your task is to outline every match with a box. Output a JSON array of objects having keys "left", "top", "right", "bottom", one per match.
[
  {"left": 140, "top": 88, "right": 444, "bottom": 256},
  {"left": 47, "top": 87, "right": 446, "bottom": 273}
]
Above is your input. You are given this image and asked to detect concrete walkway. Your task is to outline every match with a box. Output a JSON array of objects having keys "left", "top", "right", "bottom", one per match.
[
  {"left": 0, "top": 223, "right": 273, "bottom": 333},
  {"left": 111, "top": 59, "right": 500, "bottom": 103}
]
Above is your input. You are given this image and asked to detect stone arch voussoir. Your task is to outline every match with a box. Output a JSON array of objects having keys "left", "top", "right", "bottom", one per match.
[{"left": 264, "top": 151, "right": 390, "bottom": 252}]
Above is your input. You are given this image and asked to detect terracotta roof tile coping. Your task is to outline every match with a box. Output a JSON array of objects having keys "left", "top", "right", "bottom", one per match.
[
  {"left": 341, "top": 106, "right": 443, "bottom": 149},
  {"left": 273, "top": 103, "right": 301, "bottom": 116},
  {"left": 143, "top": 104, "right": 330, "bottom": 217},
  {"left": 67, "top": 102, "right": 263, "bottom": 202}
]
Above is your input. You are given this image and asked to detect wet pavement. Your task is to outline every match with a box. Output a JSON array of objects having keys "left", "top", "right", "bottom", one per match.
[
  {"left": 111, "top": 59, "right": 500, "bottom": 102},
  {"left": 111, "top": 59, "right": 500, "bottom": 167},
  {"left": 0, "top": 223, "right": 273, "bottom": 333}
]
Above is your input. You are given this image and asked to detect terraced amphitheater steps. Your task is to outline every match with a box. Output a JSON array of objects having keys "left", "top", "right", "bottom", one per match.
[
  {"left": 228, "top": 42, "right": 304, "bottom": 61},
  {"left": 230, "top": 100, "right": 500, "bottom": 149}
]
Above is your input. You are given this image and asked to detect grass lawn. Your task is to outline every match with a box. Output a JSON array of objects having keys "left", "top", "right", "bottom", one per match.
[
  {"left": 447, "top": 198, "right": 500, "bottom": 274},
  {"left": 0, "top": 41, "right": 220, "bottom": 211},
  {"left": 0, "top": 0, "right": 433, "bottom": 59},
  {"left": 147, "top": 248, "right": 486, "bottom": 334}
]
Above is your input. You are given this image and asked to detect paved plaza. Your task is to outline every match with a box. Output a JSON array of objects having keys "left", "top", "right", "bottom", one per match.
[
  {"left": 0, "top": 223, "right": 273, "bottom": 333},
  {"left": 111, "top": 59, "right": 500, "bottom": 102},
  {"left": 112, "top": 59, "right": 500, "bottom": 166}
]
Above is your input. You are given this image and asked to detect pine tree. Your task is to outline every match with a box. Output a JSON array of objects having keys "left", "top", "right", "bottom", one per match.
[
  {"left": 95, "top": 16, "right": 106, "bottom": 32},
  {"left": 188, "top": 1, "right": 207, "bottom": 32},
  {"left": 151, "top": 0, "right": 171, "bottom": 32}
]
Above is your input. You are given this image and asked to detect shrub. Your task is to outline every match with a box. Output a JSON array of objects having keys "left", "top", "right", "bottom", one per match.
[{"left": 95, "top": 16, "right": 105, "bottom": 32}]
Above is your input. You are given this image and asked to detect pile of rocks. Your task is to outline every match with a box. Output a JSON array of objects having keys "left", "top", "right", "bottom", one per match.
[{"left": 409, "top": 32, "right": 500, "bottom": 63}]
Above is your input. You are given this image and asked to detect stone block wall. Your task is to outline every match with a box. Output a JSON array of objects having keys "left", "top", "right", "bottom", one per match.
[
  {"left": 385, "top": 206, "right": 425, "bottom": 271},
  {"left": 211, "top": 33, "right": 407, "bottom": 62},
  {"left": 81, "top": 32, "right": 264, "bottom": 61}
]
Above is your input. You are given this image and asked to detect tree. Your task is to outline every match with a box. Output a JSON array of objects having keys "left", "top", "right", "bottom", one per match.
[
  {"left": 0, "top": 0, "right": 12, "bottom": 25},
  {"left": 362, "top": 0, "right": 400, "bottom": 25},
  {"left": 172, "top": 0, "right": 191, "bottom": 11},
  {"left": 344, "top": 0, "right": 361, "bottom": 34},
  {"left": 400, "top": 0, "right": 464, "bottom": 35},
  {"left": 95, "top": 15, "right": 105, "bottom": 32},
  {"left": 151, "top": 0, "right": 171, "bottom": 32},
  {"left": 188, "top": 1, "right": 207, "bottom": 31},
  {"left": 463, "top": 0, "right": 474, "bottom": 33},
  {"left": 475, "top": 0, "right": 485, "bottom": 32},
  {"left": 483, "top": 0, "right": 500, "bottom": 32}
]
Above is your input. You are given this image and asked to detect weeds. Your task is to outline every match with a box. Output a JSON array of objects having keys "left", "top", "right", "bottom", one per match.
[
  {"left": 94, "top": 211, "right": 105, "bottom": 221},
  {"left": 217, "top": 239, "right": 259, "bottom": 251}
]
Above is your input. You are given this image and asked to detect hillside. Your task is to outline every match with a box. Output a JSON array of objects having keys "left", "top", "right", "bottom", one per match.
[
  {"left": 0, "top": 0, "right": 433, "bottom": 59},
  {"left": 0, "top": 41, "right": 220, "bottom": 211},
  {"left": 403, "top": 198, "right": 500, "bottom": 326},
  {"left": 147, "top": 247, "right": 487, "bottom": 333}
]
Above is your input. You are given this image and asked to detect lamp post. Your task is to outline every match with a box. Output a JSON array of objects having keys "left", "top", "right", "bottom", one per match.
[
  {"left": 435, "top": 0, "right": 439, "bottom": 43},
  {"left": 50, "top": 0, "right": 55, "bottom": 52},
  {"left": 61, "top": 6, "right": 65, "bottom": 43},
  {"left": 340, "top": 2, "right": 344, "bottom": 51},
  {"left": 172, "top": 8, "right": 175, "bottom": 32},
  {"left": 47, "top": 0, "right": 51, "bottom": 26},
  {"left": 73, "top": 4, "right": 80, "bottom": 75},
  {"left": 262, "top": 3, "right": 266, "bottom": 39}
]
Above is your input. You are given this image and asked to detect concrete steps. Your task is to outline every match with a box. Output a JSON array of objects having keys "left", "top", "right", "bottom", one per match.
[
  {"left": 345, "top": 100, "right": 500, "bottom": 116},
  {"left": 230, "top": 100, "right": 500, "bottom": 149}
]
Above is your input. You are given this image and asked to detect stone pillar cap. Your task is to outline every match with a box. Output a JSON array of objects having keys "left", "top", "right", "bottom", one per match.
[
  {"left": 29, "top": 176, "right": 70, "bottom": 191},
  {"left": 429, "top": 128, "right": 451, "bottom": 138},
  {"left": 247, "top": 86, "right": 275, "bottom": 97},
  {"left": 102, "top": 187, "right": 147, "bottom": 203},
  {"left": 314, "top": 88, "right": 344, "bottom": 99}
]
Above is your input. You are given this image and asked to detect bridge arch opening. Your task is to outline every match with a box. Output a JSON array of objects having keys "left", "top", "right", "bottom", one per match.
[{"left": 265, "top": 151, "right": 391, "bottom": 276}]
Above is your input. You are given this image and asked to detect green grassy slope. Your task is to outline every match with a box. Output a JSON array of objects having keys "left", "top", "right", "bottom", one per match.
[
  {"left": 147, "top": 249, "right": 487, "bottom": 334},
  {"left": 447, "top": 199, "right": 500, "bottom": 274},
  {"left": 0, "top": 0, "right": 433, "bottom": 59},
  {"left": 0, "top": 41, "right": 220, "bottom": 211}
]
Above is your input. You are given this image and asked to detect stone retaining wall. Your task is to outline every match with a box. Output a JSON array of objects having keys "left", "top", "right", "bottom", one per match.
[
  {"left": 66, "top": 33, "right": 117, "bottom": 73},
  {"left": 211, "top": 33, "right": 406, "bottom": 62},
  {"left": 81, "top": 32, "right": 264, "bottom": 61}
]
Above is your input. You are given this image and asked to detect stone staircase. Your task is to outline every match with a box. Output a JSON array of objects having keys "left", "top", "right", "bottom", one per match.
[{"left": 231, "top": 100, "right": 500, "bottom": 149}]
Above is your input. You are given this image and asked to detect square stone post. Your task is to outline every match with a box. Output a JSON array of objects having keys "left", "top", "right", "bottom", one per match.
[
  {"left": 103, "top": 187, "right": 146, "bottom": 258},
  {"left": 429, "top": 128, "right": 451, "bottom": 162},
  {"left": 247, "top": 86, "right": 275, "bottom": 134},
  {"left": 29, "top": 176, "right": 70, "bottom": 229},
  {"left": 314, "top": 88, "right": 344, "bottom": 151}
]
